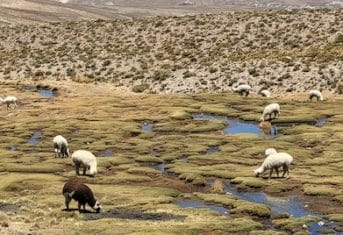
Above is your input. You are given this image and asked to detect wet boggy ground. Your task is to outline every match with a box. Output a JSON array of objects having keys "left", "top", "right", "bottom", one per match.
[{"left": 0, "top": 80, "right": 342, "bottom": 234}]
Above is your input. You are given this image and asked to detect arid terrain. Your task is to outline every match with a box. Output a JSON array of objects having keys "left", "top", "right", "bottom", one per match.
[
  {"left": 1, "top": 0, "right": 343, "bottom": 25},
  {"left": 0, "top": 9, "right": 342, "bottom": 95}
]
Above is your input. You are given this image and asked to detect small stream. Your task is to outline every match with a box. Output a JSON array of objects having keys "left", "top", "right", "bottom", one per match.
[
  {"left": 179, "top": 156, "right": 188, "bottom": 162},
  {"left": 21, "top": 85, "right": 56, "bottom": 97},
  {"left": 193, "top": 113, "right": 328, "bottom": 138},
  {"left": 27, "top": 131, "right": 41, "bottom": 144},
  {"left": 141, "top": 123, "right": 154, "bottom": 132},
  {"left": 176, "top": 200, "right": 230, "bottom": 215},
  {"left": 98, "top": 149, "right": 113, "bottom": 157},
  {"left": 150, "top": 162, "right": 166, "bottom": 172},
  {"left": 37, "top": 88, "right": 55, "bottom": 97},
  {"left": 192, "top": 113, "right": 278, "bottom": 137},
  {"left": 9, "top": 146, "right": 17, "bottom": 151},
  {"left": 206, "top": 146, "right": 220, "bottom": 154},
  {"left": 208, "top": 180, "right": 339, "bottom": 234},
  {"left": 315, "top": 118, "right": 329, "bottom": 127}
]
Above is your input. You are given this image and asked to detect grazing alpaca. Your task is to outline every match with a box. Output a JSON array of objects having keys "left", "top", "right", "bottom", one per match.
[
  {"left": 72, "top": 150, "right": 97, "bottom": 177},
  {"left": 63, "top": 179, "right": 101, "bottom": 213},
  {"left": 0, "top": 96, "right": 17, "bottom": 109},
  {"left": 260, "top": 103, "right": 280, "bottom": 122},
  {"left": 254, "top": 152, "right": 293, "bottom": 179},
  {"left": 53, "top": 135, "right": 69, "bottom": 158},
  {"left": 309, "top": 90, "right": 324, "bottom": 101},
  {"left": 260, "top": 90, "right": 271, "bottom": 98},
  {"left": 232, "top": 84, "right": 252, "bottom": 97}
]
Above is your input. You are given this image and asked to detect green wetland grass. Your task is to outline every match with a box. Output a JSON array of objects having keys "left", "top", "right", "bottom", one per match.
[{"left": 0, "top": 80, "right": 342, "bottom": 234}]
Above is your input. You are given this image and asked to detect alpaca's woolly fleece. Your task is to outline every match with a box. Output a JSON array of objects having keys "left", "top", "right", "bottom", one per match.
[
  {"left": 260, "top": 90, "right": 271, "bottom": 98},
  {"left": 53, "top": 135, "right": 69, "bottom": 158},
  {"left": 63, "top": 179, "right": 101, "bottom": 212},
  {"left": 254, "top": 152, "right": 293, "bottom": 177},
  {"left": 72, "top": 150, "right": 97, "bottom": 176},
  {"left": 232, "top": 84, "right": 252, "bottom": 96},
  {"left": 0, "top": 96, "right": 17, "bottom": 109},
  {"left": 260, "top": 103, "right": 280, "bottom": 121},
  {"left": 309, "top": 90, "right": 324, "bottom": 101}
]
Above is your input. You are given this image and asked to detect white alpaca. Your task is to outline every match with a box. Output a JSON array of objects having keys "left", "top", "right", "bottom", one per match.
[
  {"left": 260, "top": 90, "right": 271, "bottom": 98},
  {"left": 309, "top": 90, "right": 323, "bottom": 101},
  {"left": 0, "top": 96, "right": 17, "bottom": 109},
  {"left": 72, "top": 150, "right": 97, "bottom": 177},
  {"left": 53, "top": 135, "right": 69, "bottom": 158},
  {"left": 254, "top": 152, "right": 293, "bottom": 179},
  {"left": 260, "top": 103, "right": 280, "bottom": 121},
  {"left": 265, "top": 148, "right": 277, "bottom": 157},
  {"left": 232, "top": 84, "right": 252, "bottom": 97}
]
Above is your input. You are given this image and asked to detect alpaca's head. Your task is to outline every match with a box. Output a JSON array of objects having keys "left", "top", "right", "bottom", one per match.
[
  {"left": 93, "top": 200, "right": 102, "bottom": 213},
  {"left": 254, "top": 167, "right": 264, "bottom": 177},
  {"left": 89, "top": 166, "right": 97, "bottom": 177},
  {"left": 265, "top": 148, "right": 277, "bottom": 157}
]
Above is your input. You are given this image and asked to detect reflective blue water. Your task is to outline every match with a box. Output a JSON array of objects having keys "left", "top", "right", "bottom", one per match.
[
  {"left": 192, "top": 113, "right": 278, "bottom": 137},
  {"left": 151, "top": 163, "right": 166, "bottom": 172},
  {"left": 315, "top": 118, "right": 328, "bottom": 127},
  {"left": 176, "top": 200, "right": 230, "bottom": 215},
  {"left": 207, "top": 146, "right": 220, "bottom": 154},
  {"left": 9, "top": 146, "right": 17, "bottom": 151},
  {"left": 220, "top": 181, "right": 338, "bottom": 234},
  {"left": 98, "top": 149, "right": 113, "bottom": 157},
  {"left": 37, "top": 88, "right": 54, "bottom": 97},
  {"left": 141, "top": 123, "right": 154, "bottom": 132},
  {"left": 179, "top": 156, "right": 188, "bottom": 162},
  {"left": 28, "top": 131, "right": 41, "bottom": 144}
]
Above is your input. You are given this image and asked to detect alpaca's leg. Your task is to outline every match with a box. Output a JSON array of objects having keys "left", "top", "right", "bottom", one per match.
[
  {"left": 83, "top": 204, "right": 86, "bottom": 211},
  {"left": 83, "top": 166, "right": 86, "bottom": 175},
  {"left": 78, "top": 202, "right": 82, "bottom": 213},
  {"left": 282, "top": 164, "right": 289, "bottom": 178},
  {"left": 75, "top": 164, "right": 80, "bottom": 175},
  {"left": 275, "top": 167, "right": 279, "bottom": 178},
  {"left": 64, "top": 147, "right": 68, "bottom": 158},
  {"left": 286, "top": 165, "right": 290, "bottom": 178},
  {"left": 269, "top": 168, "right": 273, "bottom": 179},
  {"left": 246, "top": 91, "right": 249, "bottom": 97},
  {"left": 61, "top": 146, "right": 66, "bottom": 158},
  {"left": 14, "top": 102, "right": 17, "bottom": 109},
  {"left": 64, "top": 193, "right": 72, "bottom": 210}
]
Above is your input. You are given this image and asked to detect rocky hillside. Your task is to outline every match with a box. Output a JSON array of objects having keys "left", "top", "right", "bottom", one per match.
[{"left": 0, "top": 9, "right": 342, "bottom": 94}]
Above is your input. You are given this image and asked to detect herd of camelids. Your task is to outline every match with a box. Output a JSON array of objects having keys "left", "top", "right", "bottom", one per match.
[{"left": 0, "top": 87, "right": 325, "bottom": 214}]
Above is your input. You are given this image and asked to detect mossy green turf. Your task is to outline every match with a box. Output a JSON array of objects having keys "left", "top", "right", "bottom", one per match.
[{"left": 0, "top": 81, "right": 342, "bottom": 234}]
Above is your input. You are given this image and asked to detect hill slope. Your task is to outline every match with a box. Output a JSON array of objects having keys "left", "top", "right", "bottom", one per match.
[
  {"left": 0, "top": 9, "right": 342, "bottom": 94},
  {"left": 1, "top": 0, "right": 343, "bottom": 24}
]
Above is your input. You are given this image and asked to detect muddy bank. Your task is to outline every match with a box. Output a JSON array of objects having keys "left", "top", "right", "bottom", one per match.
[{"left": 83, "top": 209, "right": 186, "bottom": 221}]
